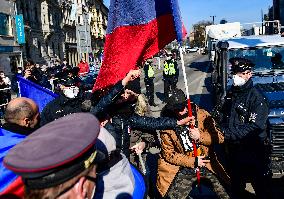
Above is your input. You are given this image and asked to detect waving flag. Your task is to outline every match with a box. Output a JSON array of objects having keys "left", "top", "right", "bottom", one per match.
[
  {"left": 17, "top": 76, "right": 58, "bottom": 112},
  {"left": 0, "top": 128, "right": 26, "bottom": 198},
  {"left": 93, "top": 0, "right": 186, "bottom": 91}
]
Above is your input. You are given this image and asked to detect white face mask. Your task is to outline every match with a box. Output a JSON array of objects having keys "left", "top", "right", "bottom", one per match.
[
  {"left": 63, "top": 86, "right": 79, "bottom": 98},
  {"left": 232, "top": 75, "right": 246, "bottom": 87}
]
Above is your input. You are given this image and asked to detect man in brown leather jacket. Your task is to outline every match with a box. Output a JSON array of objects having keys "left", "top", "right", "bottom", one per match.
[{"left": 157, "top": 89, "right": 230, "bottom": 199}]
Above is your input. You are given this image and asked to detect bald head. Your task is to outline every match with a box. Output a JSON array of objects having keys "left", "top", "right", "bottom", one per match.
[{"left": 4, "top": 97, "right": 39, "bottom": 128}]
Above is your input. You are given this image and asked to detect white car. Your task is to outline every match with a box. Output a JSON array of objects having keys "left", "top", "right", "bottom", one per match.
[{"left": 186, "top": 47, "right": 199, "bottom": 53}]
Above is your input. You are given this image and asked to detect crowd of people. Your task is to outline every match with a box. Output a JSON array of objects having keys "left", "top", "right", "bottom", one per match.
[{"left": 0, "top": 53, "right": 271, "bottom": 199}]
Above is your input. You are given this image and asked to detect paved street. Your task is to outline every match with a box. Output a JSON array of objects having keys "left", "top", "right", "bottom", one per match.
[
  {"left": 141, "top": 53, "right": 212, "bottom": 117},
  {"left": 141, "top": 52, "right": 284, "bottom": 199}
]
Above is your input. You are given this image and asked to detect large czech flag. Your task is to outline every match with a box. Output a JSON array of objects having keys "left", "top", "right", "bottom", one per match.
[{"left": 93, "top": 0, "right": 186, "bottom": 91}]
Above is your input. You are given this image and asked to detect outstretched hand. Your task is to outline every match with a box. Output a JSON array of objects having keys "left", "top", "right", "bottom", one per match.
[{"left": 122, "top": 69, "right": 141, "bottom": 86}]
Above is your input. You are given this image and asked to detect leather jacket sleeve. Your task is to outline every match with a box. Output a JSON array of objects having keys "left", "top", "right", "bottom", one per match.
[
  {"left": 90, "top": 80, "right": 124, "bottom": 116},
  {"left": 128, "top": 114, "right": 177, "bottom": 131}
]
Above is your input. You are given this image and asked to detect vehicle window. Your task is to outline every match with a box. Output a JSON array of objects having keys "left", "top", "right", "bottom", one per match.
[{"left": 228, "top": 46, "right": 284, "bottom": 73}]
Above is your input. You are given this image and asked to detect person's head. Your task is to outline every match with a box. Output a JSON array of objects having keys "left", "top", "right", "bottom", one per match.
[
  {"left": 28, "top": 60, "right": 35, "bottom": 69},
  {"left": 17, "top": 67, "right": 23, "bottom": 74},
  {"left": 4, "top": 97, "right": 39, "bottom": 128},
  {"left": 58, "top": 78, "right": 80, "bottom": 99},
  {"left": 229, "top": 57, "right": 254, "bottom": 87},
  {"left": 162, "top": 89, "right": 188, "bottom": 119},
  {"left": 41, "top": 65, "right": 48, "bottom": 72},
  {"left": 0, "top": 71, "right": 5, "bottom": 78},
  {"left": 55, "top": 59, "right": 61, "bottom": 66},
  {"left": 121, "top": 78, "right": 141, "bottom": 102},
  {"left": 63, "top": 58, "right": 68, "bottom": 65},
  {"left": 4, "top": 113, "right": 104, "bottom": 199},
  {"left": 171, "top": 51, "right": 177, "bottom": 59}
]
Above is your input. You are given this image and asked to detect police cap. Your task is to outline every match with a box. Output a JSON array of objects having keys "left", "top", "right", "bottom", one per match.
[
  {"left": 4, "top": 113, "right": 104, "bottom": 189},
  {"left": 229, "top": 57, "right": 255, "bottom": 73}
]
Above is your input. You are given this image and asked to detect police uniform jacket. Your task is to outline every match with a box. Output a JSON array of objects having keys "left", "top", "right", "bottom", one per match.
[
  {"left": 220, "top": 78, "right": 269, "bottom": 164},
  {"left": 40, "top": 94, "right": 83, "bottom": 126},
  {"left": 163, "top": 59, "right": 179, "bottom": 79}
]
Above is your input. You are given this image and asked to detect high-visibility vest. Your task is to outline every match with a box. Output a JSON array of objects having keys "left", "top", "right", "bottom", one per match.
[
  {"left": 148, "top": 65, "right": 154, "bottom": 78},
  {"left": 163, "top": 61, "right": 176, "bottom": 76}
]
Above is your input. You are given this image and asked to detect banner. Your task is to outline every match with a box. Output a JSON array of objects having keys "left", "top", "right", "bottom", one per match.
[
  {"left": 15, "top": 15, "right": 25, "bottom": 44},
  {"left": 17, "top": 76, "right": 58, "bottom": 112}
]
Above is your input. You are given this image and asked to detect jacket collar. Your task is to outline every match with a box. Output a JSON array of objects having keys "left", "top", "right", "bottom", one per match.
[{"left": 2, "top": 123, "right": 35, "bottom": 136}]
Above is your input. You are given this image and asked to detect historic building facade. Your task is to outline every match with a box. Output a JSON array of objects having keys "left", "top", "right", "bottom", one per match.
[
  {"left": 11, "top": 0, "right": 108, "bottom": 67},
  {"left": 90, "top": 0, "right": 108, "bottom": 51},
  {"left": 0, "top": 0, "right": 22, "bottom": 75},
  {"left": 16, "top": 0, "right": 64, "bottom": 65}
]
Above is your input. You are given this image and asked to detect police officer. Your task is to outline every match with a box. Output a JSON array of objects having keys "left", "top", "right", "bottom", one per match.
[
  {"left": 40, "top": 77, "right": 83, "bottom": 126},
  {"left": 144, "top": 60, "right": 156, "bottom": 106},
  {"left": 4, "top": 113, "right": 105, "bottom": 199},
  {"left": 218, "top": 57, "right": 270, "bottom": 199},
  {"left": 163, "top": 52, "right": 179, "bottom": 102}
]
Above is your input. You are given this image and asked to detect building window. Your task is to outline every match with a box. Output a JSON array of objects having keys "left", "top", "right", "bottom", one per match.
[
  {"left": 52, "top": 42, "right": 55, "bottom": 56},
  {"left": 34, "top": 6, "right": 39, "bottom": 24},
  {"left": 38, "top": 41, "right": 42, "bottom": 57},
  {"left": 26, "top": 44, "right": 31, "bottom": 59},
  {"left": 46, "top": 42, "right": 49, "bottom": 56},
  {"left": 0, "top": 13, "right": 10, "bottom": 35}
]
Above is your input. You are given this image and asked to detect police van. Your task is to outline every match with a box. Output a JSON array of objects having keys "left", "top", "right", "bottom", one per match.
[{"left": 212, "top": 34, "right": 284, "bottom": 174}]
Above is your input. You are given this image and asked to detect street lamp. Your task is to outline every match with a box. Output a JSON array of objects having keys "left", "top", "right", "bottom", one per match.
[{"left": 210, "top": 15, "right": 216, "bottom": 25}]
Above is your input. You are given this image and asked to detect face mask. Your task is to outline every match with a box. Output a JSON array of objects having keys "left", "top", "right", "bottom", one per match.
[
  {"left": 63, "top": 86, "right": 79, "bottom": 98},
  {"left": 18, "top": 70, "right": 22, "bottom": 74},
  {"left": 232, "top": 75, "right": 246, "bottom": 87},
  {"left": 0, "top": 75, "right": 4, "bottom": 78}
]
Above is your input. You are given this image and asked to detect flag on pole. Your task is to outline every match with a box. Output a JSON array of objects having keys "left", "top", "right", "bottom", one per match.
[{"left": 93, "top": 0, "right": 186, "bottom": 91}]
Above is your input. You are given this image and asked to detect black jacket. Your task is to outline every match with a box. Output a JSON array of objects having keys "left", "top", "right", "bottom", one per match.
[
  {"left": 90, "top": 81, "right": 178, "bottom": 157},
  {"left": 40, "top": 94, "right": 83, "bottom": 126},
  {"left": 1, "top": 123, "right": 35, "bottom": 136},
  {"left": 220, "top": 79, "right": 269, "bottom": 143},
  {"left": 220, "top": 79, "right": 269, "bottom": 168}
]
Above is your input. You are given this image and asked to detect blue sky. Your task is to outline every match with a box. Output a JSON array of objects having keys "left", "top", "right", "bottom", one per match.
[{"left": 104, "top": 0, "right": 272, "bottom": 31}]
